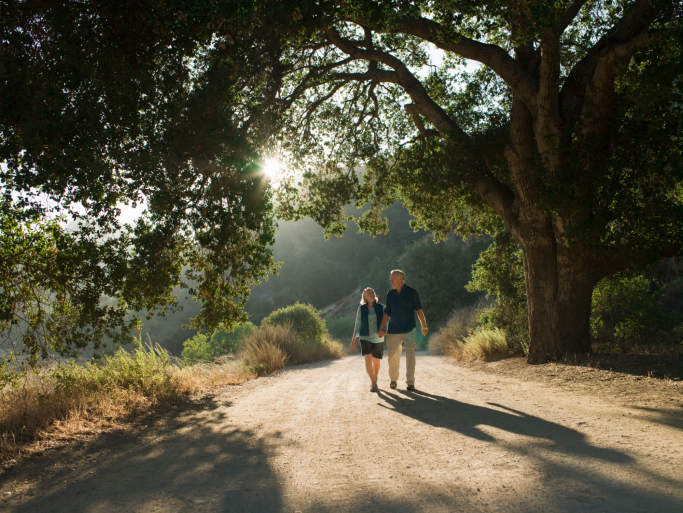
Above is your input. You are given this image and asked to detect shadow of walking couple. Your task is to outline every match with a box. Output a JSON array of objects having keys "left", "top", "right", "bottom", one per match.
[{"left": 376, "top": 388, "right": 631, "bottom": 463}]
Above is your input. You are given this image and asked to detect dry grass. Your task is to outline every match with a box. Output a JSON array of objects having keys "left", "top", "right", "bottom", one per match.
[
  {"left": 0, "top": 344, "right": 254, "bottom": 463},
  {"left": 240, "top": 324, "right": 291, "bottom": 375},
  {"left": 449, "top": 328, "right": 509, "bottom": 361},
  {"left": 429, "top": 307, "right": 478, "bottom": 355},
  {"left": 0, "top": 322, "right": 346, "bottom": 463},
  {"left": 240, "top": 323, "right": 345, "bottom": 376}
]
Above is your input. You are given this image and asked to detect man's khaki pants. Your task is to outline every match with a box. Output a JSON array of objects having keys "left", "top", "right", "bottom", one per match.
[{"left": 385, "top": 329, "right": 417, "bottom": 385}]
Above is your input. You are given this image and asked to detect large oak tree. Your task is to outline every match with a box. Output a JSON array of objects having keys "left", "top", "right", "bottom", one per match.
[{"left": 264, "top": 0, "right": 682, "bottom": 363}]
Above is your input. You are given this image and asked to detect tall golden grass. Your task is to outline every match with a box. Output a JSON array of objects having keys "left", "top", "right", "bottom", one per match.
[
  {"left": 240, "top": 323, "right": 345, "bottom": 375},
  {"left": 428, "top": 307, "right": 478, "bottom": 355},
  {"left": 431, "top": 308, "right": 509, "bottom": 362},
  {"left": 0, "top": 343, "right": 254, "bottom": 462},
  {"left": 451, "top": 328, "right": 508, "bottom": 361}
]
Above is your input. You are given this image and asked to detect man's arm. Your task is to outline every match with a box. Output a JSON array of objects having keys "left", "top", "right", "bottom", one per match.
[
  {"left": 377, "top": 312, "right": 390, "bottom": 338},
  {"left": 416, "top": 309, "right": 428, "bottom": 336}
]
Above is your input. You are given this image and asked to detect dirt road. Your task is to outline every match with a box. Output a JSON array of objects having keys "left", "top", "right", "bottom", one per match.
[{"left": 2, "top": 354, "right": 682, "bottom": 512}]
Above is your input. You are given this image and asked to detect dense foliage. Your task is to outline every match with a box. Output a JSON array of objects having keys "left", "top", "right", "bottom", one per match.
[
  {"left": 4, "top": 1, "right": 681, "bottom": 368},
  {"left": 181, "top": 322, "right": 257, "bottom": 362},
  {"left": 0, "top": 1, "right": 282, "bottom": 375},
  {"left": 467, "top": 232, "right": 529, "bottom": 353},
  {"left": 263, "top": 0, "right": 683, "bottom": 361},
  {"left": 591, "top": 262, "right": 683, "bottom": 350}
]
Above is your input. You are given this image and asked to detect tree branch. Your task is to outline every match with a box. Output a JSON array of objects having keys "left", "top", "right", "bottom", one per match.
[
  {"left": 322, "top": 24, "right": 518, "bottom": 225},
  {"left": 559, "top": 0, "right": 659, "bottom": 125},
  {"left": 403, "top": 104, "right": 440, "bottom": 138},
  {"left": 556, "top": 0, "right": 590, "bottom": 34},
  {"left": 358, "top": 16, "right": 540, "bottom": 116},
  {"left": 332, "top": 70, "right": 398, "bottom": 83}
]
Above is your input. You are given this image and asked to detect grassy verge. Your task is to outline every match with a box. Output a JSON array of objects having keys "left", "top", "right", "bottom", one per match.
[
  {"left": 0, "top": 343, "right": 254, "bottom": 463},
  {"left": 0, "top": 323, "right": 346, "bottom": 463},
  {"left": 446, "top": 328, "right": 508, "bottom": 361},
  {"left": 430, "top": 307, "right": 509, "bottom": 361}
]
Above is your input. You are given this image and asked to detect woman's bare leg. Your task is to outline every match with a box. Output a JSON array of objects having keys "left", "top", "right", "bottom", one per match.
[
  {"left": 364, "top": 354, "right": 376, "bottom": 383},
  {"left": 372, "top": 358, "right": 381, "bottom": 383}
]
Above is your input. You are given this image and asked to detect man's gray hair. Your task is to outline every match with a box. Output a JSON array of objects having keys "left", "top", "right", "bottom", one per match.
[{"left": 390, "top": 269, "right": 406, "bottom": 280}]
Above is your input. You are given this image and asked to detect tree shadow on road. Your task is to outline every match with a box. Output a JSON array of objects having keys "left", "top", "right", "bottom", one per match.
[{"left": 5, "top": 397, "right": 283, "bottom": 513}]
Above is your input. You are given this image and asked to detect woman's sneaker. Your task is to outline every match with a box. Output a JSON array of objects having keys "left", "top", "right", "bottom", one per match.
[
  {"left": 371, "top": 383, "right": 379, "bottom": 392},
  {"left": 390, "top": 381, "right": 397, "bottom": 389}
]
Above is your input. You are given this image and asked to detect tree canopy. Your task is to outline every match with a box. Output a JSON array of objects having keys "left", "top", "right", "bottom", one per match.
[
  {"left": 0, "top": 1, "right": 284, "bottom": 373},
  {"left": 2, "top": 1, "right": 682, "bottom": 367}
]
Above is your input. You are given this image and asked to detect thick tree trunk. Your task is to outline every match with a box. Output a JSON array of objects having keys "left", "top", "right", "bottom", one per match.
[{"left": 523, "top": 241, "right": 596, "bottom": 364}]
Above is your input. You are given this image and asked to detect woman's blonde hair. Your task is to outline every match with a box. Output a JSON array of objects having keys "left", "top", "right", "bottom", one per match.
[{"left": 360, "top": 287, "right": 375, "bottom": 305}]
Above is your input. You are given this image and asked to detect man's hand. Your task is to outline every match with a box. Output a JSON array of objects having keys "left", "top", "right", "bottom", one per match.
[
  {"left": 351, "top": 337, "right": 356, "bottom": 351},
  {"left": 421, "top": 326, "right": 429, "bottom": 337},
  {"left": 378, "top": 329, "right": 387, "bottom": 338}
]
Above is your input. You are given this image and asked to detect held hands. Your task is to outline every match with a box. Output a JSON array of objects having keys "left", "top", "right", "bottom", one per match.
[{"left": 378, "top": 329, "right": 387, "bottom": 338}]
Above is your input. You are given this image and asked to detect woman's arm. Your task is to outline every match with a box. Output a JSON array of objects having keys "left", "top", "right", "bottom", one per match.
[{"left": 351, "top": 307, "right": 361, "bottom": 351}]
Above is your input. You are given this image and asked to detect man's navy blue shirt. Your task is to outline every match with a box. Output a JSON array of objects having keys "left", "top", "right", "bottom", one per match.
[{"left": 384, "top": 284, "right": 422, "bottom": 334}]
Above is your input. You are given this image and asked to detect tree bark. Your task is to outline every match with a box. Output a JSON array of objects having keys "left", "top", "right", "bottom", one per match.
[{"left": 522, "top": 239, "right": 596, "bottom": 364}]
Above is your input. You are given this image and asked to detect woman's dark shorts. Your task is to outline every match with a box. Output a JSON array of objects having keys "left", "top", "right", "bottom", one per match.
[{"left": 360, "top": 339, "right": 384, "bottom": 359}]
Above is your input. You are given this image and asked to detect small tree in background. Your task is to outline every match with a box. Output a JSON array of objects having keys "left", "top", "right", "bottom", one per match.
[{"left": 262, "top": 303, "right": 328, "bottom": 344}]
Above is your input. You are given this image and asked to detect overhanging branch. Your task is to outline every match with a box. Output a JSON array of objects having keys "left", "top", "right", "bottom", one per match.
[
  {"left": 351, "top": 16, "right": 540, "bottom": 116},
  {"left": 320, "top": 24, "right": 518, "bottom": 226}
]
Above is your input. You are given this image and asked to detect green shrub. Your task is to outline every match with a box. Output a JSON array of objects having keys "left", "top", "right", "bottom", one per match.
[
  {"left": 467, "top": 232, "right": 529, "bottom": 354},
  {"left": 262, "top": 303, "right": 327, "bottom": 343},
  {"left": 591, "top": 272, "right": 677, "bottom": 350},
  {"left": 181, "top": 334, "right": 213, "bottom": 362},
  {"left": 210, "top": 323, "right": 257, "bottom": 355},
  {"left": 326, "top": 315, "right": 355, "bottom": 342},
  {"left": 182, "top": 322, "right": 257, "bottom": 362}
]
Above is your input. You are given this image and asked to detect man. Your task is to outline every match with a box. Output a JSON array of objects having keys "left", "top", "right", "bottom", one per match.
[{"left": 377, "top": 270, "right": 428, "bottom": 391}]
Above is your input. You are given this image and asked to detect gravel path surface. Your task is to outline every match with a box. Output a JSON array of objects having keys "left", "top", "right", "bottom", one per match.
[{"left": 1, "top": 353, "right": 682, "bottom": 512}]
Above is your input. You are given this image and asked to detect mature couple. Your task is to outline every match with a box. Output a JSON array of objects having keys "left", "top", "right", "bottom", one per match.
[{"left": 351, "top": 270, "right": 428, "bottom": 392}]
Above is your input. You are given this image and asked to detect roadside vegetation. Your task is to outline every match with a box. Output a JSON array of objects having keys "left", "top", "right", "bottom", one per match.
[
  {"left": 0, "top": 303, "right": 342, "bottom": 462},
  {"left": 431, "top": 254, "right": 683, "bottom": 361}
]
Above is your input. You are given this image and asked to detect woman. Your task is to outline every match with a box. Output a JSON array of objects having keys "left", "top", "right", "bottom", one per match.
[{"left": 351, "top": 287, "right": 386, "bottom": 391}]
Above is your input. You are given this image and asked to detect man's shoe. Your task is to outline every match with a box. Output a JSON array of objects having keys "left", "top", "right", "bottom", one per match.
[
  {"left": 407, "top": 384, "right": 416, "bottom": 391},
  {"left": 371, "top": 382, "right": 379, "bottom": 392},
  {"left": 390, "top": 381, "right": 397, "bottom": 389}
]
